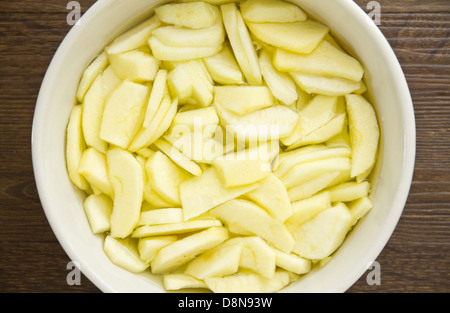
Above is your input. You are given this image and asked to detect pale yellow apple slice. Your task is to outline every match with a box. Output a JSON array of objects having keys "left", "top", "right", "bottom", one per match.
[
  {"left": 145, "top": 151, "right": 192, "bottom": 206},
  {"left": 78, "top": 147, "right": 113, "bottom": 197},
  {"left": 154, "top": 139, "right": 203, "bottom": 176},
  {"left": 142, "top": 69, "right": 167, "bottom": 128},
  {"left": 107, "top": 148, "right": 144, "bottom": 238},
  {"left": 247, "top": 20, "right": 328, "bottom": 55},
  {"left": 292, "top": 203, "right": 353, "bottom": 260},
  {"left": 76, "top": 52, "right": 109, "bottom": 103},
  {"left": 210, "top": 199, "right": 294, "bottom": 253},
  {"left": 240, "top": 0, "right": 307, "bottom": 23},
  {"left": 273, "top": 40, "right": 364, "bottom": 82},
  {"left": 259, "top": 48, "right": 298, "bottom": 106},
  {"left": 345, "top": 94, "right": 380, "bottom": 178},
  {"left": 100, "top": 81, "right": 149, "bottom": 149},
  {"left": 82, "top": 66, "right": 121, "bottom": 154},
  {"left": 151, "top": 226, "right": 229, "bottom": 274},
  {"left": 163, "top": 273, "right": 208, "bottom": 291},
  {"left": 179, "top": 167, "right": 259, "bottom": 220},
  {"left": 138, "top": 235, "right": 178, "bottom": 263},
  {"left": 138, "top": 208, "right": 184, "bottom": 226},
  {"left": 274, "top": 249, "right": 311, "bottom": 275},
  {"left": 132, "top": 219, "right": 222, "bottom": 238},
  {"left": 103, "top": 236, "right": 149, "bottom": 273},
  {"left": 106, "top": 15, "right": 161, "bottom": 55},
  {"left": 169, "top": 106, "right": 219, "bottom": 135},
  {"left": 245, "top": 173, "right": 292, "bottom": 222},
  {"left": 109, "top": 49, "right": 160, "bottom": 82},
  {"left": 287, "top": 171, "right": 340, "bottom": 202},
  {"left": 148, "top": 36, "right": 222, "bottom": 61},
  {"left": 66, "top": 105, "right": 90, "bottom": 191},
  {"left": 203, "top": 43, "right": 245, "bottom": 85},
  {"left": 83, "top": 193, "right": 113, "bottom": 234},
  {"left": 290, "top": 72, "right": 361, "bottom": 96},
  {"left": 155, "top": 1, "right": 220, "bottom": 29},
  {"left": 221, "top": 3, "right": 262, "bottom": 85},
  {"left": 185, "top": 240, "right": 243, "bottom": 279},
  {"left": 326, "top": 181, "right": 370, "bottom": 203},
  {"left": 348, "top": 196, "right": 373, "bottom": 227},
  {"left": 213, "top": 85, "right": 274, "bottom": 115},
  {"left": 204, "top": 270, "right": 290, "bottom": 293}
]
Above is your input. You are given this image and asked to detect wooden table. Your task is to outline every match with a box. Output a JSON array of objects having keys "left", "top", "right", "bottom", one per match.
[{"left": 0, "top": 0, "right": 448, "bottom": 293}]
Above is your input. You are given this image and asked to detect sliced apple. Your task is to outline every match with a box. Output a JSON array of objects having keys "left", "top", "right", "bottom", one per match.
[
  {"left": 185, "top": 240, "right": 243, "bottom": 279},
  {"left": 287, "top": 171, "right": 340, "bottom": 202},
  {"left": 274, "top": 249, "right": 311, "bottom": 275},
  {"left": 345, "top": 94, "right": 380, "bottom": 178},
  {"left": 103, "top": 236, "right": 149, "bottom": 273},
  {"left": 138, "top": 208, "right": 184, "bottom": 226},
  {"left": 106, "top": 15, "right": 161, "bottom": 55},
  {"left": 245, "top": 172, "right": 292, "bottom": 222},
  {"left": 82, "top": 66, "right": 121, "bottom": 154},
  {"left": 290, "top": 72, "right": 361, "bottom": 96},
  {"left": 348, "top": 196, "right": 373, "bottom": 227},
  {"left": 107, "top": 148, "right": 144, "bottom": 238},
  {"left": 179, "top": 167, "right": 259, "bottom": 220},
  {"left": 163, "top": 273, "right": 208, "bottom": 291},
  {"left": 138, "top": 235, "right": 178, "bottom": 263},
  {"left": 293, "top": 202, "right": 352, "bottom": 260},
  {"left": 273, "top": 41, "right": 364, "bottom": 82},
  {"left": 78, "top": 147, "right": 113, "bottom": 197},
  {"left": 109, "top": 48, "right": 160, "bottom": 82},
  {"left": 66, "top": 105, "right": 90, "bottom": 191},
  {"left": 247, "top": 20, "right": 328, "bottom": 55},
  {"left": 203, "top": 43, "right": 245, "bottom": 85},
  {"left": 83, "top": 193, "right": 113, "bottom": 234},
  {"left": 154, "top": 139, "right": 203, "bottom": 176},
  {"left": 169, "top": 106, "right": 219, "bottom": 135},
  {"left": 259, "top": 48, "right": 298, "bottom": 106},
  {"left": 326, "top": 181, "right": 370, "bottom": 203},
  {"left": 154, "top": 1, "right": 220, "bottom": 29},
  {"left": 145, "top": 151, "right": 192, "bottom": 206},
  {"left": 213, "top": 85, "right": 274, "bottom": 115},
  {"left": 76, "top": 52, "right": 109, "bottom": 103},
  {"left": 221, "top": 3, "right": 262, "bottom": 85},
  {"left": 210, "top": 199, "right": 294, "bottom": 253},
  {"left": 240, "top": 0, "right": 307, "bottom": 23},
  {"left": 100, "top": 81, "right": 149, "bottom": 149},
  {"left": 132, "top": 219, "right": 222, "bottom": 237},
  {"left": 143, "top": 69, "right": 167, "bottom": 128},
  {"left": 151, "top": 226, "right": 229, "bottom": 274}
]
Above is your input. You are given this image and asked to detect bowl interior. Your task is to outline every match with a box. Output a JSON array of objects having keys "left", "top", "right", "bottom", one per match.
[{"left": 32, "top": 0, "right": 415, "bottom": 293}]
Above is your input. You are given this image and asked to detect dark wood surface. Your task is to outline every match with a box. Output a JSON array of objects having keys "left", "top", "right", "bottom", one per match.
[{"left": 0, "top": 0, "right": 448, "bottom": 293}]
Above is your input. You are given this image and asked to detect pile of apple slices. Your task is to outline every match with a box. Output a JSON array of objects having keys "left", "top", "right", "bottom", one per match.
[{"left": 66, "top": 0, "right": 380, "bottom": 293}]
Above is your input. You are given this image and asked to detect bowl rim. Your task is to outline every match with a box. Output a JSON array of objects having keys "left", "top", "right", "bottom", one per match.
[{"left": 31, "top": 0, "right": 416, "bottom": 293}]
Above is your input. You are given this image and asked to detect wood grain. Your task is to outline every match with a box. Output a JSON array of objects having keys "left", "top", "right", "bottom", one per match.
[{"left": 0, "top": 0, "right": 448, "bottom": 293}]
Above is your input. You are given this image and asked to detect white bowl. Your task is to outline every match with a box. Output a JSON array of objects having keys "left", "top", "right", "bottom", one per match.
[{"left": 32, "top": 0, "right": 415, "bottom": 293}]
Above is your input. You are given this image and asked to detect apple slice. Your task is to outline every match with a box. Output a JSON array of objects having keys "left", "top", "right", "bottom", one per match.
[
  {"left": 273, "top": 41, "right": 364, "bottom": 82},
  {"left": 213, "top": 85, "right": 274, "bottom": 115},
  {"left": 185, "top": 240, "right": 243, "bottom": 279},
  {"left": 155, "top": 1, "right": 220, "bottom": 29},
  {"left": 240, "top": 0, "right": 307, "bottom": 23},
  {"left": 83, "top": 193, "right": 113, "bottom": 234},
  {"left": 292, "top": 203, "right": 352, "bottom": 260},
  {"left": 66, "top": 105, "right": 89, "bottom": 191},
  {"left": 290, "top": 72, "right": 361, "bottom": 96},
  {"left": 203, "top": 43, "right": 245, "bottom": 85},
  {"left": 103, "top": 236, "right": 149, "bottom": 273},
  {"left": 109, "top": 48, "right": 160, "bottom": 82},
  {"left": 138, "top": 235, "right": 178, "bottom": 263},
  {"left": 221, "top": 3, "right": 262, "bottom": 85},
  {"left": 132, "top": 219, "right": 222, "bottom": 237},
  {"left": 76, "top": 52, "right": 108, "bottom": 103},
  {"left": 287, "top": 171, "right": 340, "bottom": 202},
  {"left": 169, "top": 106, "right": 219, "bottom": 135},
  {"left": 163, "top": 273, "right": 208, "bottom": 291},
  {"left": 78, "top": 147, "right": 113, "bottom": 197},
  {"left": 348, "top": 196, "right": 373, "bottom": 227},
  {"left": 82, "top": 66, "right": 121, "bottom": 154},
  {"left": 151, "top": 226, "right": 229, "bottom": 274},
  {"left": 274, "top": 249, "right": 311, "bottom": 275},
  {"left": 154, "top": 139, "right": 203, "bottom": 177},
  {"left": 345, "top": 94, "right": 380, "bottom": 177},
  {"left": 143, "top": 69, "right": 167, "bottom": 128},
  {"left": 245, "top": 173, "right": 292, "bottom": 222},
  {"left": 259, "top": 48, "right": 298, "bottom": 106},
  {"left": 179, "top": 167, "right": 259, "bottom": 220},
  {"left": 107, "top": 148, "right": 144, "bottom": 238},
  {"left": 138, "top": 208, "right": 184, "bottom": 226},
  {"left": 106, "top": 15, "right": 161, "bottom": 55},
  {"left": 326, "top": 181, "right": 370, "bottom": 203},
  {"left": 210, "top": 199, "right": 295, "bottom": 253},
  {"left": 100, "top": 81, "right": 149, "bottom": 149},
  {"left": 145, "top": 151, "right": 192, "bottom": 206},
  {"left": 204, "top": 270, "right": 290, "bottom": 293},
  {"left": 247, "top": 20, "right": 328, "bottom": 55}
]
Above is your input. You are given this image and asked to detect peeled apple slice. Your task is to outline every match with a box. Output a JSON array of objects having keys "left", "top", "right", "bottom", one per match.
[
  {"left": 103, "top": 236, "right": 149, "bottom": 273},
  {"left": 293, "top": 203, "right": 353, "bottom": 259},
  {"left": 107, "top": 148, "right": 144, "bottom": 238},
  {"left": 138, "top": 208, "right": 184, "bottom": 226},
  {"left": 78, "top": 147, "right": 113, "bottom": 197},
  {"left": 151, "top": 226, "right": 229, "bottom": 274},
  {"left": 274, "top": 249, "right": 311, "bottom": 275},
  {"left": 154, "top": 1, "right": 220, "bottom": 29},
  {"left": 132, "top": 219, "right": 222, "bottom": 238},
  {"left": 109, "top": 49, "right": 160, "bottom": 82},
  {"left": 290, "top": 72, "right": 361, "bottom": 96},
  {"left": 163, "top": 273, "right": 208, "bottom": 291},
  {"left": 240, "top": 0, "right": 307, "bottom": 23},
  {"left": 138, "top": 235, "right": 178, "bottom": 263},
  {"left": 203, "top": 43, "right": 244, "bottom": 85},
  {"left": 213, "top": 85, "right": 274, "bottom": 115},
  {"left": 76, "top": 52, "right": 108, "bottom": 103},
  {"left": 83, "top": 193, "right": 113, "bottom": 234}
]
